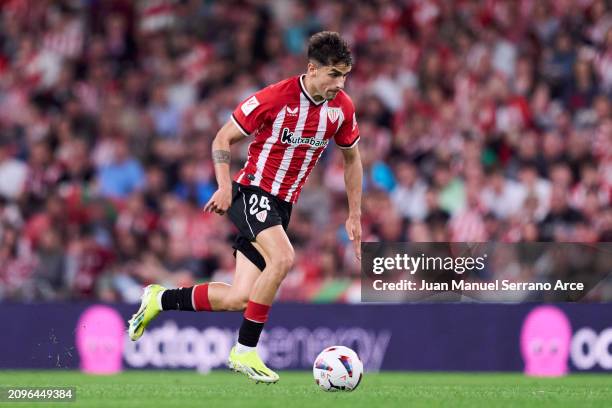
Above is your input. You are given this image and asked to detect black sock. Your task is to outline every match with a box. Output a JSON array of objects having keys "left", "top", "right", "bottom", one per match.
[
  {"left": 237, "top": 318, "right": 265, "bottom": 347},
  {"left": 161, "top": 287, "right": 195, "bottom": 311}
]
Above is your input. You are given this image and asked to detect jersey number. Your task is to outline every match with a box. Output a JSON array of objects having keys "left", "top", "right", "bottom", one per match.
[{"left": 249, "top": 194, "right": 271, "bottom": 215}]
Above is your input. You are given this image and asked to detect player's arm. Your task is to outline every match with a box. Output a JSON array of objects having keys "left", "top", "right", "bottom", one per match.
[
  {"left": 203, "top": 120, "right": 246, "bottom": 215},
  {"left": 342, "top": 145, "right": 363, "bottom": 260}
]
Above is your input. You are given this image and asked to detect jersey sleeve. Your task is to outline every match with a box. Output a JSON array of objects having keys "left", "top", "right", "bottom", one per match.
[
  {"left": 231, "top": 88, "right": 274, "bottom": 136},
  {"left": 334, "top": 100, "right": 360, "bottom": 149}
]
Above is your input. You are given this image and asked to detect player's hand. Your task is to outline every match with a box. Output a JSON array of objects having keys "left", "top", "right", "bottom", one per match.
[
  {"left": 204, "top": 187, "right": 232, "bottom": 215},
  {"left": 345, "top": 213, "right": 362, "bottom": 261}
]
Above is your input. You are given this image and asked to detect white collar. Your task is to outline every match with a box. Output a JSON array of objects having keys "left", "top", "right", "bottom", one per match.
[{"left": 299, "top": 75, "right": 326, "bottom": 106}]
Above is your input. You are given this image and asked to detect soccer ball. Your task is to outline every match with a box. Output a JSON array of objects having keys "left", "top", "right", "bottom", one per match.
[{"left": 312, "top": 346, "right": 363, "bottom": 391}]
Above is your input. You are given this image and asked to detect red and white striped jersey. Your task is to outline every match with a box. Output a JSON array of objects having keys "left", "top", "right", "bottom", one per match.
[{"left": 231, "top": 75, "right": 359, "bottom": 203}]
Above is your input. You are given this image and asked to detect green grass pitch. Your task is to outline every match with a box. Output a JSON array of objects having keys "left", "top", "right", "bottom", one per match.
[{"left": 0, "top": 371, "right": 610, "bottom": 408}]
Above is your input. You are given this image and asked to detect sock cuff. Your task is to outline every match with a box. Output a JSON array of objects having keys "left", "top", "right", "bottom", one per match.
[
  {"left": 193, "top": 284, "right": 212, "bottom": 311},
  {"left": 157, "top": 290, "right": 165, "bottom": 311},
  {"left": 244, "top": 300, "right": 271, "bottom": 323}
]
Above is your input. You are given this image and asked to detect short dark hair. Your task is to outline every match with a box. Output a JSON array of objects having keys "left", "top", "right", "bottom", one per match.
[{"left": 307, "top": 31, "right": 353, "bottom": 67}]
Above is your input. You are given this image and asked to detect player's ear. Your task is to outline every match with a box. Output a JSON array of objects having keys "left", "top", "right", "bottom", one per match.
[{"left": 307, "top": 61, "right": 318, "bottom": 76}]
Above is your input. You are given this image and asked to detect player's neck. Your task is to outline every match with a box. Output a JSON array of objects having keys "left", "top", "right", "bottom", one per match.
[{"left": 303, "top": 75, "right": 325, "bottom": 103}]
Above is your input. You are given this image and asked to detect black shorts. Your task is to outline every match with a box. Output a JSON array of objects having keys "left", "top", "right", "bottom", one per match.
[{"left": 228, "top": 182, "right": 292, "bottom": 271}]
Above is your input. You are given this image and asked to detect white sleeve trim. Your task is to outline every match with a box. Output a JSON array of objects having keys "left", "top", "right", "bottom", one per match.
[
  {"left": 231, "top": 114, "right": 251, "bottom": 137},
  {"left": 336, "top": 135, "right": 360, "bottom": 149}
]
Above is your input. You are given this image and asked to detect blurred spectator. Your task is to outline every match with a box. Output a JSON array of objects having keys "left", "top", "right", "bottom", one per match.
[
  {"left": 97, "top": 138, "right": 145, "bottom": 199},
  {"left": 32, "top": 228, "right": 67, "bottom": 300},
  {"left": 539, "top": 186, "right": 585, "bottom": 241},
  {"left": 391, "top": 161, "right": 427, "bottom": 221},
  {"left": 173, "top": 159, "right": 215, "bottom": 207},
  {"left": 0, "top": 138, "right": 27, "bottom": 200},
  {"left": 481, "top": 167, "right": 526, "bottom": 219}
]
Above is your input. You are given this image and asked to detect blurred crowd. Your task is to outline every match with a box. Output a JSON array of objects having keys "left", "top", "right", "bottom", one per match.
[{"left": 0, "top": 0, "right": 610, "bottom": 302}]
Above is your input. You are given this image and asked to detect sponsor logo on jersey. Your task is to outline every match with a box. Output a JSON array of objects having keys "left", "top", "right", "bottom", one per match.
[
  {"left": 327, "top": 107, "right": 341, "bottom": 124},
  {"left": 286, "top": 106, "right": 299, "bottom": 116},
  {"left": 241, "top": 96, "right": 260, "bottom": 116},
  {"left": 280, "top": 127, "right": 329, "bottom": 148}
]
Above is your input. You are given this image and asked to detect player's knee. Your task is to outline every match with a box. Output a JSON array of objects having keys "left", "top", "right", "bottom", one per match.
[
  {"left": 224, "top": 295, "right": 248, "bottom": 311},
  {"left": 270, "top": 249, "right": 294, "bottom": 275}
]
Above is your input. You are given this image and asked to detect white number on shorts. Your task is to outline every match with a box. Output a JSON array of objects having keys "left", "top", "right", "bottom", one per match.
[{"left": 249, "top": 194, "right": 271, "bottom": 215}]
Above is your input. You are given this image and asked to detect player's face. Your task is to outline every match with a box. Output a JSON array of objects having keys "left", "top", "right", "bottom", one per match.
[{"left": 310, "top": 63, "right": 352, "bottom": 100}]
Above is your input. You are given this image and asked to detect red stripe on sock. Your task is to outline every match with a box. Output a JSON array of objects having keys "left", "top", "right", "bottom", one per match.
[
  {"left": 193, "top": 284, "right": 212, "bottom": 311},
  {"left": 244, "top": 301, "right": 271, "bottom": 323}
]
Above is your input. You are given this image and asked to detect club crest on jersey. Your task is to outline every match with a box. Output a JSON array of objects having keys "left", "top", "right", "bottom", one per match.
[
  {"left": 280, "top": 127, "right": 329, "bottom": 148},
  {"left": 286, "top": 106, "right": 299, "bottom": 116},
  {"left": 256, "top": 210, "right": 267, "bottom": 222},
  {"left": 327, "top": 107, "right": 341, "bottom": 124}
]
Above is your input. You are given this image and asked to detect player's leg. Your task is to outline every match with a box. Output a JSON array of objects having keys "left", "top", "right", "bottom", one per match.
[
  {"left": 247, "top": 228, "right": 293, "bottom": 304},
  {"left": 128, "top": 250, "right": 263, "bottom": 341},
  {"left": 160, "top": 250, "right": 262, "bottom": 312},
  {"left": 160, "top": 235, "right": 267, "bottom": 312},
  {"left": 228, "top": 225, "right": 293, "bottom": 383},
  {"left": 209, "top": 250, "right": 264, "bottom": 311}
]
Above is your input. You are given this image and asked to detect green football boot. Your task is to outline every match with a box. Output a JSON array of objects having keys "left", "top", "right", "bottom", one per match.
[
  {"left": 128, "top": 284, "right": 165, "bottom": 341},
  {"left": 228, "top": 346, "right": 279, "bottom": 384}
]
